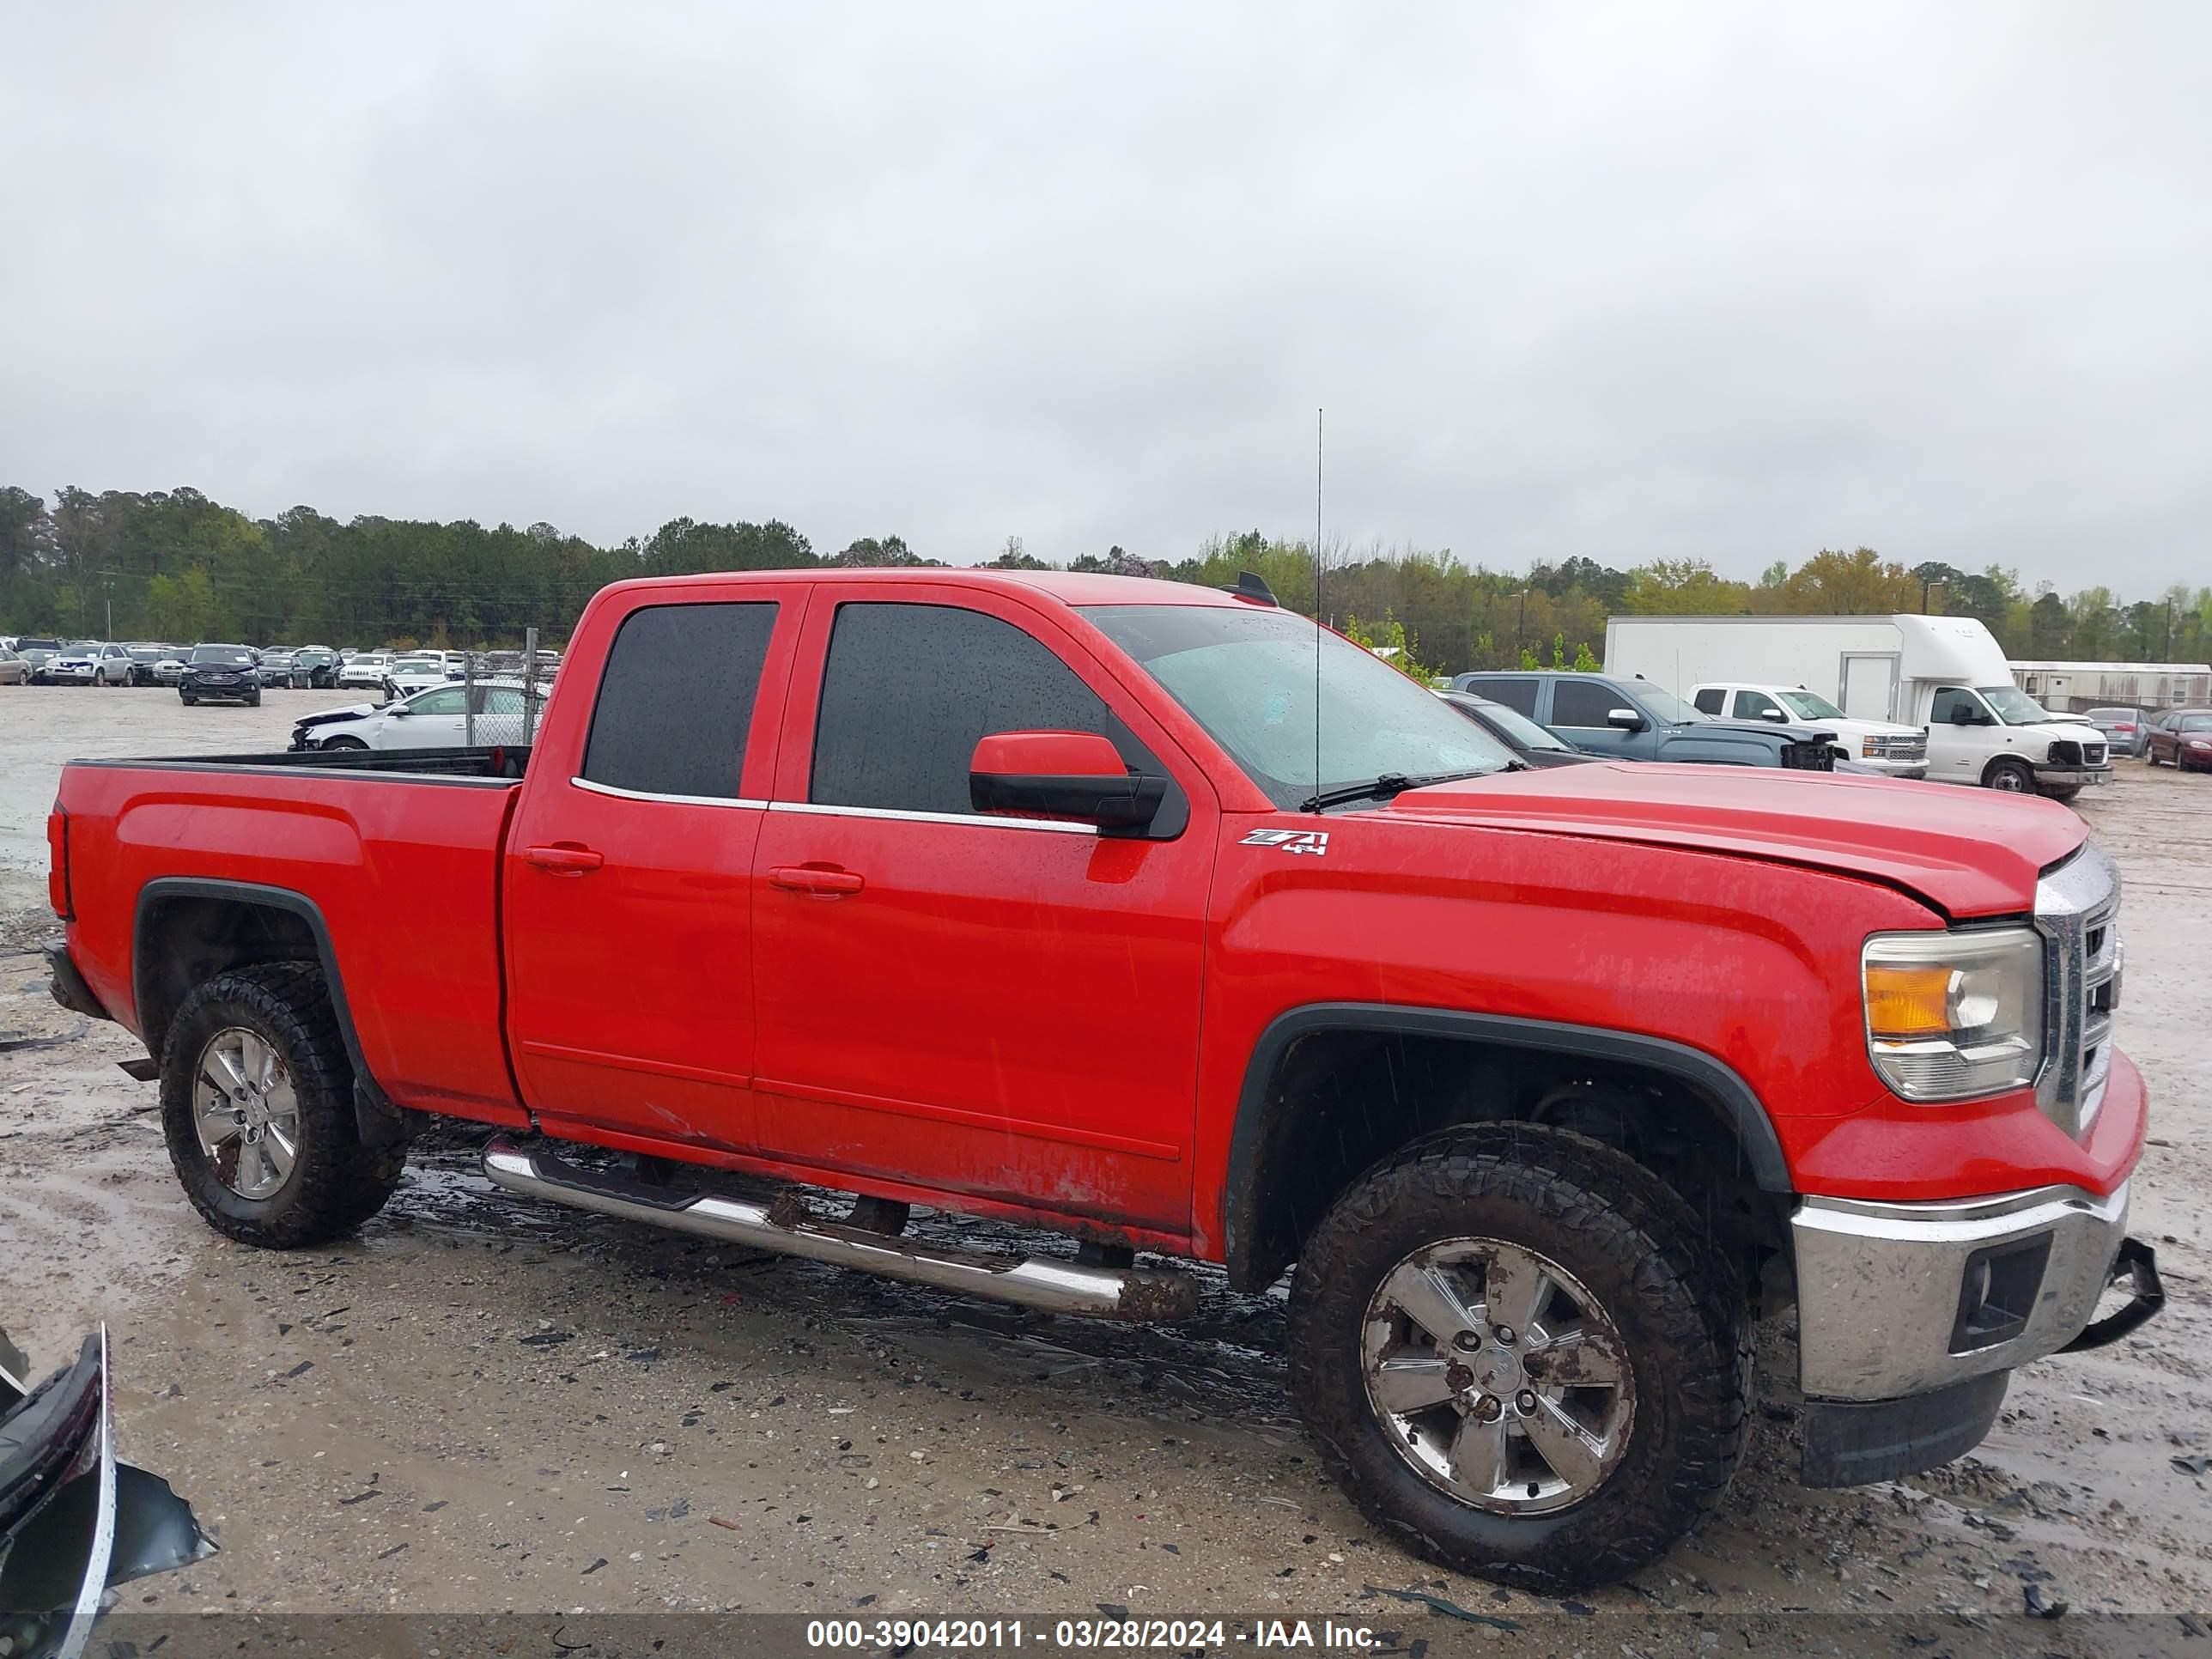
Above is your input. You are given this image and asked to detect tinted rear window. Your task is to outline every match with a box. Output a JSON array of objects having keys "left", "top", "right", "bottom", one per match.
[
  {"left": 1471, "top": 677, "right": 1539, "bottom": 716},
  {"left": 582, "top": 602, "right": 778, "bottom": 798}
]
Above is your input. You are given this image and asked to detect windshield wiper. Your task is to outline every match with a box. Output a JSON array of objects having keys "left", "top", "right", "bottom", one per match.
[{"left": 1300, "top": 769, "right": 1498, "bottom": 813}]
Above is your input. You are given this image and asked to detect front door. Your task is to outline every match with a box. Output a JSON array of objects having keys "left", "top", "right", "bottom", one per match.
[
  {"left": 379, "top": 685, "right": 467, "bottom": 749},
  {"left": 1924, "top": 685, "right": 1993, "bottom": 783},
  {"left": 750, "top": 589, "right": 1213, "bottom": 1232},
  {"left": 1547, "top": 678, "right": 1647, "bottom": 757},
  {"left": 502, "top": 586, "right": 802, "bottom": 1152}
]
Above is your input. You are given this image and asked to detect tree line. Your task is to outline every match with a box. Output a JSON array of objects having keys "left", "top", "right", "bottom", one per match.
[{"left": 2, "top": 482, "right": 2205, "bottom": 677}]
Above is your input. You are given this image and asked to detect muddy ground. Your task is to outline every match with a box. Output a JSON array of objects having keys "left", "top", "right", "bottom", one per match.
[{"left": 3, "top": 686, "right": 2209, "bottom": 1655}]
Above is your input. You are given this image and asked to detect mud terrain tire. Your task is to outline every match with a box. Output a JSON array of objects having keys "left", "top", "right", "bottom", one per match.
[
  {"left": 1288, "top": 1122, "right": 1750, "bottom": 1593},
  {"left": 161, "top": 961, "right": 403, "bottom": 1248}
]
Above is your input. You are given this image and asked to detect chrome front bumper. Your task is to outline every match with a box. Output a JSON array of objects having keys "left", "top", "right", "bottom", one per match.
[
  {"left": 1856, "top": 756, "right": 1928, "bottom": 779},
  {"left": 1792, "top": 1181, "right": 2132, "bottom": 1401}
]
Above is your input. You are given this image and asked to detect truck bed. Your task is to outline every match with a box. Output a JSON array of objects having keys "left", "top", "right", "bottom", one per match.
[{"left": 55, "top": 750, "right": 530, "bottom": 1122}]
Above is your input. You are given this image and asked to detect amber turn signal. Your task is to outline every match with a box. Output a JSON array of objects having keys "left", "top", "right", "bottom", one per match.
[{"left": 1863, "top": 961, "right": 1953, "bottom": 1037}]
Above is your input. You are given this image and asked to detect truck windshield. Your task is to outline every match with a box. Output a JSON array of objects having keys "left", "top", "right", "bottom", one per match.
[
  {"left": 1980, "top": 685, "right": 2052, "bottom": 726},
  {"left": 1634, "top": 683, "right": 1705, "bottom": 724},
  {"left": 1452, "top": 694, "right": 1572, "bottom": 752},
  {"left": 1778, "top": 690, "right": 1846, "bottom": 721},
  {"left": 1083, "top": 604, "right": 1514, "bottom": 811}
]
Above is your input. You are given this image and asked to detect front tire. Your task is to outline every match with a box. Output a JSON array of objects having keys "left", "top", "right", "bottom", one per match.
[
  {"left": 160, "top": 962, "right": 403, "bottom": 1248},
  {"left": 1985, "top": 758, "right": 2035, "bottom": 793},
  {"left": 321, "top": 735, "right": 368, "bottom": 750},
  {"left": 1288, "top": 1124, "right": 1750, "bottom": 1594}
]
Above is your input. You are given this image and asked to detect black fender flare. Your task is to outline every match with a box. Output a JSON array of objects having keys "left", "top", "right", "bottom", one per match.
[
  {"left": 1221, "top": 1002, "right": 1793, "bottom": 1288},
  {"left": 132, "top": 877, "right": 410, "bottom": 1147}
]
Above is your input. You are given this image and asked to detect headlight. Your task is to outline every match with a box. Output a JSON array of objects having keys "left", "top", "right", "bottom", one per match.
[
  {"left": 1862, "top": 927, "right": 2043, "bottom": 1101},
  {"left": 1861, "top": 738, "right": 1879, "bottom": 757}
]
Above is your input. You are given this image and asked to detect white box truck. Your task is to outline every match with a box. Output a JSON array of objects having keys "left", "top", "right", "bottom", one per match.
[{"left": 1601, "top": 613, "right": 2114, "bottom": 799}]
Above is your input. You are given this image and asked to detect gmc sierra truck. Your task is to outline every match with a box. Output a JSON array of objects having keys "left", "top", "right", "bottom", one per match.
[{"left": 42, "top": 568, "right": 2160, "bottom": 1591}]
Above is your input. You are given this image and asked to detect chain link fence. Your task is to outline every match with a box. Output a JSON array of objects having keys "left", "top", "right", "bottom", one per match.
[{"left": 458, "top": 628, "right": 553, "bottom": 748}]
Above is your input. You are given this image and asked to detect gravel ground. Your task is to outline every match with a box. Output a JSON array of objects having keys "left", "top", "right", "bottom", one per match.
[{"left": 3, "top": 685, "right": 2209, "bottom": 1654}]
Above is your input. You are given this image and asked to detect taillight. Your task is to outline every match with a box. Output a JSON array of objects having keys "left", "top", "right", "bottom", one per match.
[{"left": 46, "top": 805, "right": 70, "bottom": 920}]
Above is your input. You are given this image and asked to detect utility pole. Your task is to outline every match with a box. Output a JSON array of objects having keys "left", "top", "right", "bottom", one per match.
[{"left": 1919, "top": 576, "right": 1942, "bottom": 614}]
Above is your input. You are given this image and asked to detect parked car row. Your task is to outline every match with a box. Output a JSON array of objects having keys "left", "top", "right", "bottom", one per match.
[{"left": 1, "top": 636, "right": 564, "bottom": 704}]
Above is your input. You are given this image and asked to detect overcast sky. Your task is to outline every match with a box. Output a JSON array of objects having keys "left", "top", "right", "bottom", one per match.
[{"left": 5, "top": 3, "right": 2207, "bottom": 592}]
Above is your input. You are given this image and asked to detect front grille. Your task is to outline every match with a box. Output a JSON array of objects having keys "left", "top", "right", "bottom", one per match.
[
  {"left": 1873, "top": 735, "right": 1928, "bottom": 761},
  {"left": 1783, "top": 739, "right": 1834, "bottom": 770},
  {"left": 2085, "top": 740, "right": 2106, "bottom": 765},
  {"left": 2035, "top": 843, "right": 2122, "bottom": 1137}
]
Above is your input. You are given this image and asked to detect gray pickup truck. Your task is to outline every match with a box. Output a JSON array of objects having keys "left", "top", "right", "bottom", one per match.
[{"left": 1455, "top": 670, "right": 1838, "bottom": 768}]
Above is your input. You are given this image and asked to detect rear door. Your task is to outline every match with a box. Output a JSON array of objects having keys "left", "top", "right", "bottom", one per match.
[
  {"left": 748, "top": 586, "right": 1214, "bottom": 1231},
  {"left": 1840, "top": 653, "right": 1899, "bottom": 721},
  {"left": 502, "top": 585, "right": 805, "bottom": 1152}
]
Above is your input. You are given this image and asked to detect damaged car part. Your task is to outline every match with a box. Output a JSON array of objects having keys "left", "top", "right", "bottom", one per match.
[{"left": 0, "top": 1325, "right": 215, "bottom": 1659}]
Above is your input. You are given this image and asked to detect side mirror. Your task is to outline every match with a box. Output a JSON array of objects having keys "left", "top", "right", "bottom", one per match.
[
  {"left": 1759, "top": 708, "right": 1788, "bottom": 722},
  {"left": 969, "top": 731, "right": 1165, "bottom": 832},
  {"left": 1606, "top": 708, "right": 1646, "bottom": 732},
  {"left": 386, "top": 700, "right": 410, "bottom": 716}
]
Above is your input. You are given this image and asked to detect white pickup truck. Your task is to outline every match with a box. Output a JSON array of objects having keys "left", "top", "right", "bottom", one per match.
[{"left": 1690, "top": 682, "right": 1928, "bottom": 777}]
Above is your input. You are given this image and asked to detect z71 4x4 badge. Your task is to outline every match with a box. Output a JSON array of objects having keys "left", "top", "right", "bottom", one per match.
[{"left": 1241, "top": 829, "right": 1330, "bottom": 856}]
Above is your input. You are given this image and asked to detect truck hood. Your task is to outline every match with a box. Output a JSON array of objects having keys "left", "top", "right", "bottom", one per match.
[{"left": 1384, "top": 763, "right": 2085, "bottom": 918}]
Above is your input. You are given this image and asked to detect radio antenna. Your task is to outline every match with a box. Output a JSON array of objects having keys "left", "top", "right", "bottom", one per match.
[{"left": 1314, "top": 406, "right": 1323, "bottom": 805}]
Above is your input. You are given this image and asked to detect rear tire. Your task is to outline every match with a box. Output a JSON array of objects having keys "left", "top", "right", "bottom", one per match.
[
  {"left": 160, "top": 962, "right": 404, "bottom": 1248},
  {"left": 1985, "top": 758, "right": 2035, "bottom": 793},
  {"left": 1288, "top": 1123, "right": 1750, "bottom": 1594}
]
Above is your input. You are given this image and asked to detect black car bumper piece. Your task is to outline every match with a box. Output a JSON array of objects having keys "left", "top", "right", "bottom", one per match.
[
  {"left": 40, "top": 942, "right": 110, "bottom": 1024},
  {"left": 0, "top": 1327, "right": 214, "bottom": 1659}
]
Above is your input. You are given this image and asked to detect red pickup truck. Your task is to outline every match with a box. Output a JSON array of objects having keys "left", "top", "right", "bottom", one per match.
[{"left": 44, "top": 569, "right": 2159, "bottom": 1591}]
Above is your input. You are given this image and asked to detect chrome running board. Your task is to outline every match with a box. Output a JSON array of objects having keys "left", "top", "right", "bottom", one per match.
[{"left": 481, "top": 1136, "right": 1198, "bottom": 1322}]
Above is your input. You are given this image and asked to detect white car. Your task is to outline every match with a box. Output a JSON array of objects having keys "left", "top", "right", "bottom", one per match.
[
  {"left": 47, "top": 641, "right": 135, "bottom": 686},
  {"left": 1690, "top": 682, "right": 1929, "bottom": 778},
  {"left": 384, "top": 656, "right": 453, "bottom": 697},
  {"left": 337, "top": 652, "right": 394, "bottom": 690},
  {"left": 289, "top": 681, "right": 545, "bottom": 751}
]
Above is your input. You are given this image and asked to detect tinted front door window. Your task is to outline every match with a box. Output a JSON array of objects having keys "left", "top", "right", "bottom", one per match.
[
  {"left": 1551, "top": 680, "right": 1625, "bottom": 729},
  {"left": 811, "top": 602, "right": 1113, "bottom": 816}
]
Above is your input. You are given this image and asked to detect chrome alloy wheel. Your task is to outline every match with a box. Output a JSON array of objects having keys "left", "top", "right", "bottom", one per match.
[
  {"left": 1362, "top": 1237, "right": 1635, "bottom": 1515},
  {"left": 192, "top": 1027, "right": 301, "bottom": 1200}
]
